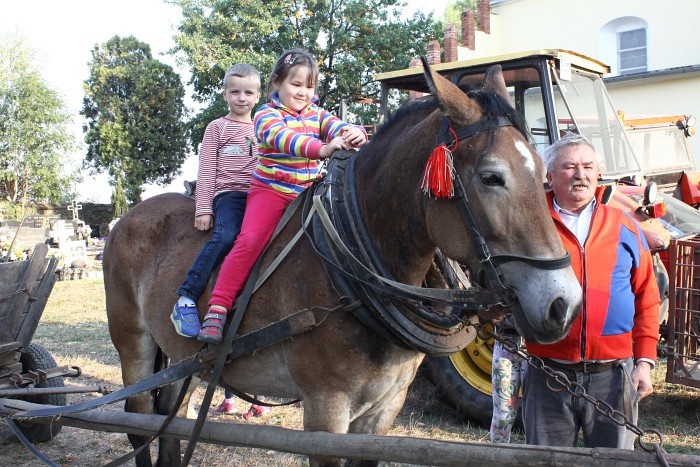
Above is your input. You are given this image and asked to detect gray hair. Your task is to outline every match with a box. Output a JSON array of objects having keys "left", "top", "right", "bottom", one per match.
[
  {"left": 544, "top": 132, "right": 596, "bottom": 173},
  {"left": 223, "top": 63, "right": 260, "bottom": 89}
]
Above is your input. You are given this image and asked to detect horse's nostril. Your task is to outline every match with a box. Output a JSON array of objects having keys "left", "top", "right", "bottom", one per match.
[{"left": 549, "top": 297, "right": 567, "bottom": 324}]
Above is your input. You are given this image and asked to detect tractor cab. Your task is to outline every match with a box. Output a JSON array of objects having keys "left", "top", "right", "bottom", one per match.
[{"left": 375, "top": 49, "right": 643, "bottom": 181}]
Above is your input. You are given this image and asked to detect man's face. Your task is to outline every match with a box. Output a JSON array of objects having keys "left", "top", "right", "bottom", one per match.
[{"left": 547, "top": 144, "right": 599, "bottom": 214}]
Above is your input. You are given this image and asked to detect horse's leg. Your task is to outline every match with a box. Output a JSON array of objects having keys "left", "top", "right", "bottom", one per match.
[
  {"left": 107, "top": 274, "right": 162, "bottom": 467},
  {"left": 303, "top": 393, "right": 350, "bottom": 467},
  {"left": 153, "top": 375, "right": 200, "bottom": 467},
  {"left": 118, "top": 335, "right": 160, "bottom": 467},
  {"left": 342, "top": 387, "right": 411, "bottom": 467}
]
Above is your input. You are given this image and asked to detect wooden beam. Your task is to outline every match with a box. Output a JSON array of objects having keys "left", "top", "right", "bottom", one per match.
[{"left": 2, "top": 400, "right": 698, "bottom": 466}]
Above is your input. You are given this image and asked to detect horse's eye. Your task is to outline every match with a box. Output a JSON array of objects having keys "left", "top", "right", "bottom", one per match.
[{"left": 479, "top": 172, "right": 505, "bottom": 187}]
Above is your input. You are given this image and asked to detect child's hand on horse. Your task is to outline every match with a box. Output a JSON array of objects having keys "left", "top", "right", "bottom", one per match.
[
  {"left": 341, "top": 127, "right": 368, "bottom": 148},
  {"left": 194, "top": 214, "right": 214, "bottom": 231},
  {"left": 320, "top": 136, "right": 349, "bottom": 159}
]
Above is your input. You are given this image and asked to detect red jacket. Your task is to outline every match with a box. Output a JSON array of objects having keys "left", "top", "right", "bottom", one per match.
[{"left": 526, "top": 188, "right": 660, "bottom": 363}]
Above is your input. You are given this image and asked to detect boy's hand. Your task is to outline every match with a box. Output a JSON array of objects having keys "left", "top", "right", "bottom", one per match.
[
  {"left": 342, "top": 127, "right": 368, "bottom": 148},
  {"left": 194, "top": 214, "right": 214, "bottom": 231}
]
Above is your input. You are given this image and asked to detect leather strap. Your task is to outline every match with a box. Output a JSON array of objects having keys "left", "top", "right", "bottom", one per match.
[{"left": 541, "top": 358, "right": 619, "bottom": 373}]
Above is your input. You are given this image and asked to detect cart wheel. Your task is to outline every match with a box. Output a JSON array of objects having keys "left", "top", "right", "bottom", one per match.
[{"left": 16, "top": 343, "right": 66, "bottom": 442}]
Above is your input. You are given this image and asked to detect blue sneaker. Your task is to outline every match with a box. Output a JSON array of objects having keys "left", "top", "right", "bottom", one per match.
[{"left": 171, "top": 303, "right": 201, "bottom": 337}]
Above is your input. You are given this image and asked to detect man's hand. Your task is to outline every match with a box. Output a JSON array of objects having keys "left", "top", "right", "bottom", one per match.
[
  {"left": 631, "top": 361, "right": 654, "bottom": 399},
  {"left": 194, "top": 214, "right": 214, "bottom": 231}
]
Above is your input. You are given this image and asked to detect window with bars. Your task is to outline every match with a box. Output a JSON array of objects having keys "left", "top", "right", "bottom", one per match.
[{"left": 618, "top": 28, "right": 647, "bottom": 74}]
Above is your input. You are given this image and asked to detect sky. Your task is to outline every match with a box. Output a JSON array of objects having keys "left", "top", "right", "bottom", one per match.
[{"left": 0, "top": 0, "right": 449, "bottom": 203}]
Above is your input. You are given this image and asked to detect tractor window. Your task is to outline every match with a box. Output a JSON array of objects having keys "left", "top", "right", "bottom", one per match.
[
  {"left": 551, "top": 68, "right": 640, "bottom": 179},
  {"left": 458, "top": 66, "right": 551, "bottom": 162}
]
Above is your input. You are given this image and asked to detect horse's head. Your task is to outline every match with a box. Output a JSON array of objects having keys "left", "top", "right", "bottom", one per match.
[{"left": 418, "top": 60, "right": 582, "bottom": 344}]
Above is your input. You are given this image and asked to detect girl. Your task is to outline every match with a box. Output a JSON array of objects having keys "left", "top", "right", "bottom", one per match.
[{"left": 198, "top": 48, "right": 367, "bottom": 418}]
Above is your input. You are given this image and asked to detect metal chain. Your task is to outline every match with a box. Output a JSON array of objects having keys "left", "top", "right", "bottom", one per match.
[{"left": 482, "top": 324, "right": 670, "bottom": 464}]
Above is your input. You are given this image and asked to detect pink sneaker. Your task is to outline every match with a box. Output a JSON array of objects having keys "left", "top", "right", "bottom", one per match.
[
  {"left": 243, "top": 404, "right": 270, "bottom": 420},
  {"left": 215, "top": 399, "right": 236, "bottom": 415}
]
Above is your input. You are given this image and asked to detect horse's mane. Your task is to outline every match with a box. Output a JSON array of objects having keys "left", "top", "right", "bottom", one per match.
[
  {"left": 466, "top": 90, "right": 531, "bottom": 142},
  {"left": 371, "top": 97, "right": 438, "bottom": 141},
  {"left": 371, "top": 89, "right": 531, "bottom": 144}
]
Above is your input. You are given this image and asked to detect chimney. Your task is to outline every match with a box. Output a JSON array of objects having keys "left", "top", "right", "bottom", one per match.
[
  {"left": 462, "top": 8, "right": 475, "bottom": 50},
  {"left": 477, "top": 0, "right": 490, "bottom": 34},
  {"left": 444, "top": 24, "right": 457, "bottom": 62},
  {"left": 427, "top": 40, "right": 441, "bottom": 65}
]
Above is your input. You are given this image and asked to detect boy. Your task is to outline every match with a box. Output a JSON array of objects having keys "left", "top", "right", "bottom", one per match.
[{"left": 171, "top": 63, "right": 260, "bottom": 338}]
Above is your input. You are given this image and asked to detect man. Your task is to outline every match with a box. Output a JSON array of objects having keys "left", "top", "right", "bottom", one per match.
[{"left": 522, "top": 132, "right": 659, "bottom": 449}]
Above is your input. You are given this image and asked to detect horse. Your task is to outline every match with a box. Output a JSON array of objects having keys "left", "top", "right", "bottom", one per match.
[{"left": 103, "top": 61, "right": 582, "bottom": 466}]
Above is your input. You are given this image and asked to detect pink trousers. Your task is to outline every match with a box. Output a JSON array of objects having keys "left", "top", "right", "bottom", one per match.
[{"left": 208, "top": 182, "right": 296, "bottom": 310}]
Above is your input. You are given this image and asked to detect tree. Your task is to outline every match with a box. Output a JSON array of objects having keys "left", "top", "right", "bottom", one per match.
[
  {"left": 0, "top": 33, "right": 79, "bottom": 212},
  {"left": 443, "top": 0, "right": 477, "bottom": 43},
  {"left": 168, "top": 0, "right": 442, "bottom": 147},
  {"left": 111, "top": 175, "right": 128, "bottom": 217},
  {"left": 82, "top": 35, "right": 189, "bottom": 203}
]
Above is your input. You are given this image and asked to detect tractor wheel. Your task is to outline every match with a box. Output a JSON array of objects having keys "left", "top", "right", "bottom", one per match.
[
  {"left": 422, "top": 323, "right": 495, "bottom": 428},
  {"left": 16, "top": 343, "right": 66, "bottom": 442}
]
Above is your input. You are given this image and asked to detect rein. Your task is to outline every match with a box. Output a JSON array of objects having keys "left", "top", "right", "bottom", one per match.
[{"left": 428, "top": 115, "right": 571, "bottom": 305}]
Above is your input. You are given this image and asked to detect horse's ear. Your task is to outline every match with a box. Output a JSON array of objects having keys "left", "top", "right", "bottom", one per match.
[
  {"left": 480, "top": 65, "right": 513, "bottom": 106},
  {"left": 420, "top": 56, "right": 480, "bottom": 124}
]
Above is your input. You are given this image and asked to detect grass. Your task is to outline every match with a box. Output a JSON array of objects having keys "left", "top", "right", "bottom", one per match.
[{"left": 1, "top": 278, "right": 699, "bottom": 466}]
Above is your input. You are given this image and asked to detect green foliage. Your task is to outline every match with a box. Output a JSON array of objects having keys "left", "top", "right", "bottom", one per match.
[
  {"left": 0, "top": 201, "right": 37, "bottom": 222},
  {"left": 168, "top": 0, "right": 442, "bottom": 141},
  {"left": 0, "top": 33, "right": 79, "bottom": 208},
  {"left": 81, "top": 35, "right": 190, "bottom": 203},
  {"left": 443, "top": 0, "right": 477, "bottom": 43},
  {"left": 111, "top": 175, "right": 128, "bottom": 217}
]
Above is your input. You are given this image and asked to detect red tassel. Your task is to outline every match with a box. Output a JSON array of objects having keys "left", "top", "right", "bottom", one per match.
[{"left": 422, "top": 143, "right": 455, "bottom": 198}]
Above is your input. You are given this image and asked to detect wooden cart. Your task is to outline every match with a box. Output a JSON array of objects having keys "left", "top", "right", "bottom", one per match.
[{"left": 0, "top": 243, "right": 65, "bottom": 442}]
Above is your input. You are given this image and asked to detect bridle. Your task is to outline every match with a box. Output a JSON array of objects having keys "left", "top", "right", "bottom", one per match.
[{"left": 429, "top": 114, "right": 571, "bottom": 306}]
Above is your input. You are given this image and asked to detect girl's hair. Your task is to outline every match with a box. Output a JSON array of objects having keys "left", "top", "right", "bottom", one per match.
[
  {"left": 266, "top": 48, "right": 318, "bottom": 95},
  {"left": 223, "top": 63, "right": 260, "bottom": 89}
]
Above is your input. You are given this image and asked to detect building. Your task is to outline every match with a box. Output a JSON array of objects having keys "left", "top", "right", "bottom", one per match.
[{"left": 433, "top": 0, "right": 700, "bottom": 167}]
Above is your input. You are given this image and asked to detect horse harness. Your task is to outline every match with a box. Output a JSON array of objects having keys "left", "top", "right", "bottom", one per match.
[
  {"left": 429, "top": 114, "right": 571, "bottom": 306},
  {"left": 302, "top": 113, "right": 570, "bottom": 355}
]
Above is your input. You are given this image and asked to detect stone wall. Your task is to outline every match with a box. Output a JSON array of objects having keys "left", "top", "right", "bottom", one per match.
[{"left": 34, "top": 203, "right": 115, "bottom": 237}]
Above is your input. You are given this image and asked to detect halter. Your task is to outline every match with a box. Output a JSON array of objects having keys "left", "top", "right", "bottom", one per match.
[{"left": 426, "top": 115, "right": 571, "bottom": 305}]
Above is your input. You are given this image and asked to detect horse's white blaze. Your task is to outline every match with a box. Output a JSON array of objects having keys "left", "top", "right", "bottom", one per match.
[{"left": 515, "top": 139, "right": 535, "bottom": 174}]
